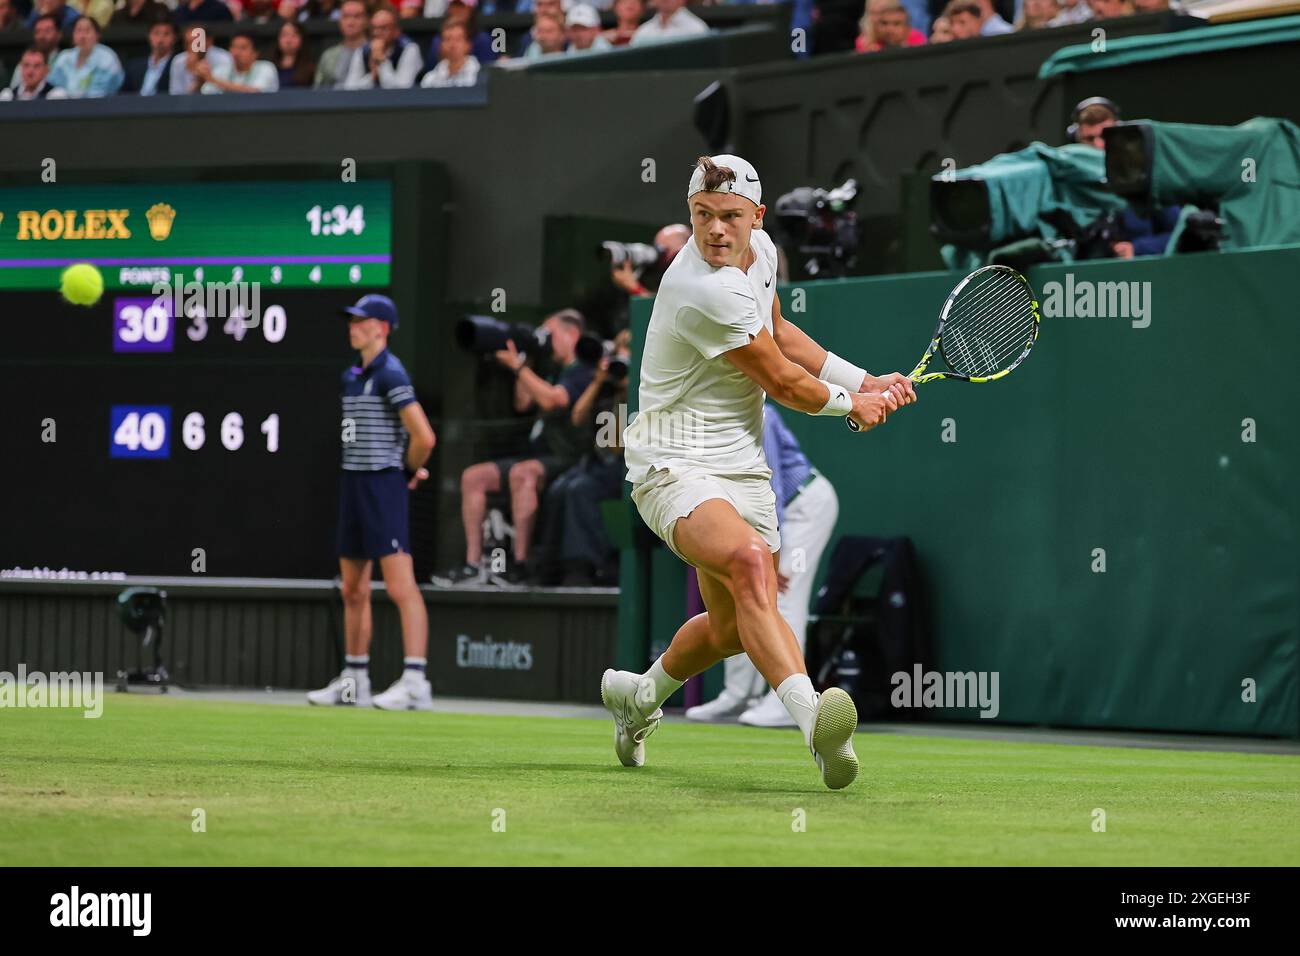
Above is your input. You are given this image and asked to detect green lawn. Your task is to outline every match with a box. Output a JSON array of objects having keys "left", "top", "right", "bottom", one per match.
[{"left": 2, "top": 695, "right": 1297, "bottom": 866}]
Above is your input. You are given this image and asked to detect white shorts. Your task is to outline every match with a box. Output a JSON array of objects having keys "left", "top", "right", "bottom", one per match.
[{"left": 631, "top": 466, "right": 780, "bottom": 563}]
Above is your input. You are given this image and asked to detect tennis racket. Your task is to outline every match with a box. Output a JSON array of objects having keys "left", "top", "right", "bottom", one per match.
[{"left": 846, "top": 264, "right": 1040, "bottom": 431}]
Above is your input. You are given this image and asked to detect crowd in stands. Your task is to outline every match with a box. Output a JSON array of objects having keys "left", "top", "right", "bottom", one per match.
[{"left": 0, "top": 0, "right": 1183, "bottom": 99}]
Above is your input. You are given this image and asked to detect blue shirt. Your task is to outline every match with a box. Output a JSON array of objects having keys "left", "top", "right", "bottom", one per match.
[
  {"left": 761, "top": 404, "right": 812, "bottom": 530},
  {"left": 47, "top": 45, "right": 125, "bottom": 98},
  {"left": 340, "top": 349, "right": 417, "bottom": 472}
]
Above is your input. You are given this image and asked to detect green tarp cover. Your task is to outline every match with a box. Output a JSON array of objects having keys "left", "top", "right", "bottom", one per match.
[
  {"left": 1038, "top": 13, "right": 1300, "bottom": 78},
  {"left": 941, "top": 142, "right": 1127, "bottom": 270},
  {"left": 1144, "top": 117, "right": 1300, "bottom": 250}
]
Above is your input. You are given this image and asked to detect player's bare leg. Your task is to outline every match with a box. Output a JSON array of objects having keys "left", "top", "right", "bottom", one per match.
[
  {"left": 602, "top": 498, "right": 859, "bottom": 788},
  {"left": 307, "top": 558, "right": 374, "bottom": 706},
  {"left": 372, "top": 551, "right": 434, "bottom": 711}
]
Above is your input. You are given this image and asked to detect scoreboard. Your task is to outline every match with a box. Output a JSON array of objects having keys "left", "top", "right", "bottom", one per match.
[{"left": 0, "top": 178, "right": 396, "bottom": 579}]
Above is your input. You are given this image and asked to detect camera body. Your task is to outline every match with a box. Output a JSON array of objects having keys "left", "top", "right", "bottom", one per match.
[{"left": 774, "top": 179, "right": 859, "bottom": 278}]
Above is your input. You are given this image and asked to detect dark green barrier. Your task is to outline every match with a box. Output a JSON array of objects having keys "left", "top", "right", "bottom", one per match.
[{"left": 621, "top": 243, "right": 1300, "bottom": 737}]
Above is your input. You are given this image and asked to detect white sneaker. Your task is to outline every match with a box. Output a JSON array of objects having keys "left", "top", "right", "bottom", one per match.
[
  {"left": 600, "top": 668, "right": 662, "bottom": 768},
  {"left": 809, "top": 687, "right": 860, "bottom": 790},
  {"left": 372, "top": 674, "right": 435, "bottom": 711},
  {"left": 685, "top": 689, "right": 751, "bottom": 722},
  {"left": 306, "top": 670, "right": 372, "bottom": 707},
  {"left": 738, "top": 689, "right": 797, "bottom": 728}
]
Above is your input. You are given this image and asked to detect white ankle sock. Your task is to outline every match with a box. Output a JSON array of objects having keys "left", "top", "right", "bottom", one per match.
[
  {"left": 776, "top": 674, "right": 819, "bottom": 747},
  {"left": 643, "top": 656, "right": 685, "bottom": 710}
]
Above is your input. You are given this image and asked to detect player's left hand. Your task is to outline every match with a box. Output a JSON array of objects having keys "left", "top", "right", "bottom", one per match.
[
  {"left": 863, "top": 372, "right": 916, "bottom": 405},
  {"left": 407, "top": 467, "right": 429, "bottom": 491}
]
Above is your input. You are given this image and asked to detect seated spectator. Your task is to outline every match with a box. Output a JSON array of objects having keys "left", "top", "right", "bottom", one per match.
[
  {"left": 1048, "top": 0, "right": 1091, "bottom": 23},
  {"left": 110, "top": 0, "right": 166, "bottom": 26},
  {"left": 25, "top": 0, "right": 76, "bottom": 28},
  {"left": 534, "top": 329, "right": 632, "bottom": 587},
  {"left": 47, "top": 16, "right": 122, "bottom": 96},
  {"left": 566, "top": 3, "right": 611, "bottom": 53},
  {"left": 523, "top": 10, "right": 567, "bottom": 58},
  {"left": 314, "top": 0, "right": 367, "bottom": 89},
  {"left": 121, "top": 15, "right": 176, "bottom": 94},
  {"left": 1016, "top": 0, "right": 1057, "bottom": 27},
  {"left": 171, "top": 23, "right": 234, "bottom": 93},
  {"left": 603, "top": 0, "right": 642, "bottom": 46},
  {"left": 973, "top": 0, "right": 1013, "bottom": 33},
  {"left": 71, "top": 0, "right": 113, "bottom": 27},
  {"left": 630, "top": 0, "right": 707, "bottom": 45},
  {"left": 298, "top": 0, "right": 343, "bottom": 19},
  {"left": 516, "top": 0, "right": 564, "bottom": 56},
  {"left": 200, "top": 30, "right": 278, "bottom": 91},
  {"left": 432, "top": 309, "right": 594, "bottom": 588},
  {"left": 174, "top": 0, "right": 234, "bottom": 25},
  {"left": 855, "top": 0, "right": 926, "bottom": 51},
  {"left": 929, "top": 12, "right": 952, "bottom": 40},
  {"left": 342, "top": 4, "right": 423, "bottom": 89},
  {"left": 427, "top": 1, "right": 499, "bottom": 66},
  {"left": 274, "top": 18, "right": 316, "bottom": 87},
  {"left": 420, "top": 19, "right": 479, "bottom": 86},
  {"left": 0, "top": 0, "right": 20, "bottom": 30},
  {"left": 0, "top": 45, "right": 68, "bottom": 98},
  {"left": 1087, "top": 0, "right": 1133, "bottom": 18},
  {"left": 943, "top": 0, "right": 982, "bottom": 38}
]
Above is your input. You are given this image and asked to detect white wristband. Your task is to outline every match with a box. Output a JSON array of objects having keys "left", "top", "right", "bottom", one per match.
[
  {"left": 815, "top": 382, "right": 853, "bottom": 416},
  {"left": 820, "top": 352, "right": 867, "bottom": 392}
]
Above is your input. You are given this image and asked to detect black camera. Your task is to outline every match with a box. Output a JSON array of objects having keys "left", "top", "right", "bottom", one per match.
[
  {"left": 774, "top": 179, "right": 859, "bottom": 278},
  {"left": 456, "top": 314, "right": 556, "bottom": 359}
]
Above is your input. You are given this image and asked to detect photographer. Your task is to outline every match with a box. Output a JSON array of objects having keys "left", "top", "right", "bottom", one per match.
[
  {"left": 595, "top": 223, "right": 690, "bottom": 335},
  {"left": 534, "top": 329, "right": 632, "bottom": 587},
  {"left": 433, "top": 309, "right": 594, "bottom": 588}
]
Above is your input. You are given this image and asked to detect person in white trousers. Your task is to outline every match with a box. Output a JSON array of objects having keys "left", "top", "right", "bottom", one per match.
[{"left": 685, "top": 402, "right": 839, "bottom": 727}]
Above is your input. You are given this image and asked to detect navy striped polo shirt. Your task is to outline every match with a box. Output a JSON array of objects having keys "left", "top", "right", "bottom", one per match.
[{"left": 340, "top": 349, "right": 416, "bottom": 471}]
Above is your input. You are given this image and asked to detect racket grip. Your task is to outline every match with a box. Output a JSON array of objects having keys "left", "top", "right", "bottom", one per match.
[{"left": 846, "top": 386, "right": 905, "bottom": 431}]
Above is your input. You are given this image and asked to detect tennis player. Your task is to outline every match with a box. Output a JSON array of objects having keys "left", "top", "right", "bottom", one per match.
[
  {"left": 601, "top": 155, "right": 915, "bottom": 789},
  {"left": 308, "top": 294, "right": 439, "bottom": 711}
]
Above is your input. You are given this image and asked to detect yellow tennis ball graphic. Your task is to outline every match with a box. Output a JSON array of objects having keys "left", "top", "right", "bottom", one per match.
[{"left": 60, "top": 263, "right": 104, "bottom": 307}]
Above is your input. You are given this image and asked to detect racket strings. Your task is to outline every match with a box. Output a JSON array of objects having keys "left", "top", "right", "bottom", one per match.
[{"left": 940, "top": 270, "right": 1036, "bottom": 378}]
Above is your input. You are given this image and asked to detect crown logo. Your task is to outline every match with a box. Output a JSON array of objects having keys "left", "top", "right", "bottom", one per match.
[{"left": 145, "top": 203, "right": 176, "bottom": 242}]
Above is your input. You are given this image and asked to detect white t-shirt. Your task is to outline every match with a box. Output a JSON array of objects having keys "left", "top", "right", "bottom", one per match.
[
  {"left": 630, "top": 8, "right": 710, "bottom": 45},
  {"left": 624, "top": 227, "right": 779, "bottom": 483}
]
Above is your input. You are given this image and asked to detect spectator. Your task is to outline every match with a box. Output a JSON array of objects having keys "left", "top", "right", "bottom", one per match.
[
  {"left": 314, "top": 0, "right": 367, "bottom": 89},
  {"left": 942, "top": 0, "right": 982, "bottom": 38},
  {"left": 121, "top": 16, "right": 176, "bottom": 94},
  {"left": 630, "top": 0, "right": 707, "bottom": 44},
  {"left": 534, "top": 329, "right": 632, "bottom": 587},
  {"left": 855, "top": 0, "right": 926, "bottom": 51},
  {"left": 427, "top": 1, "right": 499, "bottom": 65},
  {"left": 47, "top": 16, "right": 122, "bottom": 95},
  {"left": 420, "top": 19, "right": 479, "bottom": 86},
  {"left": 0, "top": 45, "right": 68, "bottom": 98},
  {"left": 298, "top": 0, "right": 343, "bottom": 18},
  {"left": 274, "top": 18, "right": 316, "bottom": 87},
  {"left": 929, "top": 12, "right": 952, "bottom": 39},
  {"left": 342, "top": 4, "right": 423, "bottom": 88},
  {"left": 1087, "top": 0, "right": 1132, "bottom": 18},
  {"left": 516, "top": 0, "right": 563, "bottom": 56},
  {"left": 25, "top": 0, "right": 76, "bottom": 28},
  {"left": 29, "top": 11, "right": 63, "bottom": 60},
  {"left": 174, "top": 0, "right": 234, "bottom": 25},
  {"left": 110, "top": 0, "right": 166, "bottom": 26},
  {"left": 1048, "top": 0, "right": 1091, "bottom": 23},
  {"left": 71, "top": 0, "right": 114, "bottom": 26},
  {"left": 171, "top": 22, "right": 234, "bottom": 92},
  {"left": 1016, "top": 0, "right": 1057, "bottom": 27},
  {"left": 566, "top": 3, "right": 611, "bottom": 53},
  {"left": 0, "top": 0, "right": 19, "bottom": 30},
  {"left": 523, "top": 10, "right": 566, "bottom": 57},
  {"left": 432, "top": 309, "right": 594, "bottom": 588},
  {"left": 973, "top": 0, "right": 1013, "bottom": 32},
  {"left": 240, "top": 0, "right": 280, "bottom": 21},
  {"left": 603, "top": 0, "right": 642, "bottom": 46},
  {"left": 200, "top": 29, "right": 278, "bottom": 91}
]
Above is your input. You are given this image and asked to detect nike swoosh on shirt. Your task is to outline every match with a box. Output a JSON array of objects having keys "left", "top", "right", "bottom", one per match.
[{"left": 765, "top": 276, "right": 773, "bottom": 288}]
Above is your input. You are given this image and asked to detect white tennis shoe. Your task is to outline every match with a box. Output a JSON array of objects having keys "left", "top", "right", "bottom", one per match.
[
  {"left": 372, "top": 673, "right": 435, "bottom": 711},
  {"left": 600, "top": 668, "right": 662, "bottom": 768},
  {"left": 808, "top": 687, "right": 860, "bottom": 790},
  {"left": 306, "top": 670, "right": 372, "bottom": 707}
]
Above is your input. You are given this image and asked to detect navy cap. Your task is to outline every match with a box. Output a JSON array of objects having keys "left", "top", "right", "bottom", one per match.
[{"left": 341, "top": 294, "right": 399, "bottom": 330}]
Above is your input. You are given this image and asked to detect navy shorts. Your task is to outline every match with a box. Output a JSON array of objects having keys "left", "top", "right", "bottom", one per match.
[{"left": 337, "top": 469, "right": 410, "bottom": 561}]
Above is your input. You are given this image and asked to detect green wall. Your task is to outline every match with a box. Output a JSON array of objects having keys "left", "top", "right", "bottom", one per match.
[{"left": 621, "top": 243, "right": 1300, "bottom": 738}]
